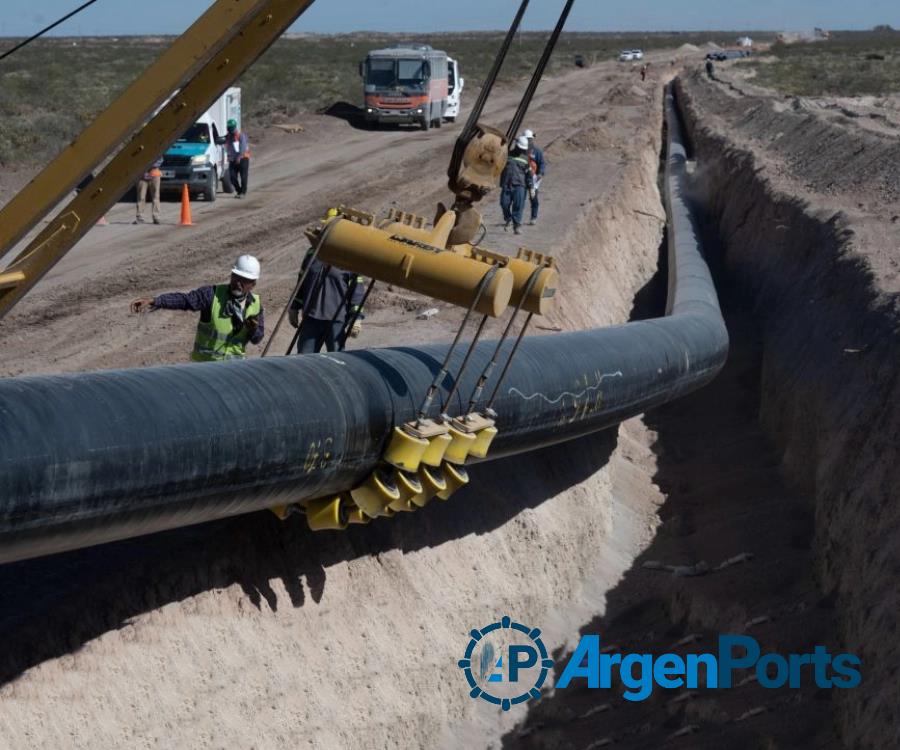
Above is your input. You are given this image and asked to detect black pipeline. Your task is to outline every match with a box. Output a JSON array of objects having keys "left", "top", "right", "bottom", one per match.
[{"left": 0, "top": 87, "right": 727, "bottom": 564}]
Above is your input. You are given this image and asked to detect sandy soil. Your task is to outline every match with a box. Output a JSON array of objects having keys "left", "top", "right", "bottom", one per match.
[{"left": 0, "top": 58, "right": 674, "bottom": 749}]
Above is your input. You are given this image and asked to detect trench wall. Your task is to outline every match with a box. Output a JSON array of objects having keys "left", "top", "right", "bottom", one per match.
[{"left": 676, "top": 72, "right": 900, "bottom": 748}]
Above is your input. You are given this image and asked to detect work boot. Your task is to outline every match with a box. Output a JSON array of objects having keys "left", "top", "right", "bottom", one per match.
[
  {"left": 513, "top": 225, "right": 521, "bottom": 235},
  {"left": 133, "top": 217, "right": 145, "bottom": 224},
  {"left": 152, "top": 218, "right": 161, "bottom": 225},
  {"left": 503, "top": 221, "right": 510, "bottom": 231}
]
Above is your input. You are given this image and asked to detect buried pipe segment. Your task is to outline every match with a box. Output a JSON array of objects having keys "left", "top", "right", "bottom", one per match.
[{"left": 0, "top": 87, "right": 727, "bottom": 564}]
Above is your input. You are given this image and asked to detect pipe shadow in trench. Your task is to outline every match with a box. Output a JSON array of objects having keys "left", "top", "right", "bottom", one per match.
[
  {"left": 498, "top": 201, "right": 844, "bottom": 750},
  {"left": 0, "top": 405, "right": 618, "bottom": 688}
]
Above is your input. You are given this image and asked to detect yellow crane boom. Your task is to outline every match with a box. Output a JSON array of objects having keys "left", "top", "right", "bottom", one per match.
[{"left": 0, "top": 0, "right": 317, "bottom": 320}]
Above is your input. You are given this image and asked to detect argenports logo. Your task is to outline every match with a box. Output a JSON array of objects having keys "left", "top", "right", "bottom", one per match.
[
  {"left": 457, "top": 616, "right": 554, "bottom": 711},
  {"left": 460, "top": 620, "right": 861, "bottom": 707}
]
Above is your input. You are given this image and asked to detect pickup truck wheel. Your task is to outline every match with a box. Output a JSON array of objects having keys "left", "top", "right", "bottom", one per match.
[
  {"left": 221, "top": 168, "right": 234, "bottom": 194},
  {"left": 205, "top": 171, "right": 217, "bottom": 202}
]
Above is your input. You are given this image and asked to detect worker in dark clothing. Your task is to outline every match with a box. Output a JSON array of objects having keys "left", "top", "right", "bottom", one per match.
[
  {"left": 499, "top": 135, "right": 534, "bottom": 235},
  {"left": 130, "top": 255, "right": 264, "bottom": 361},
  {"left": 226, "top": 118, "right": 250, "bottom": 198},
  {"left": 288, "top": 249, "right": 366, "bottom": 353},
  {"left": 523, "top": 128, "right": 545, "bottom": 225},
  {"left": 705, "top": 59, "right": 715, "bottom": 79}
]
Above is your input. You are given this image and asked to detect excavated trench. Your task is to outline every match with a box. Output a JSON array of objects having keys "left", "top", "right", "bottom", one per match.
[
  {"left": 675, "top": 73, "right": 900, "bottom": 748},
  {"left": 505, "top": 76, "right": 899, "bottom": 749}
]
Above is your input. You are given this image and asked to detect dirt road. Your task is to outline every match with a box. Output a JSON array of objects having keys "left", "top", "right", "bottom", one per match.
[{"left": 0, "top": 60, "right": 657, "bottom": 376}]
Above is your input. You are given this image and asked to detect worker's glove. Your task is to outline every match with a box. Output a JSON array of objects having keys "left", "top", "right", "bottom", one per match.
[
  {"left": 529, "top": 189, "right": 536, "bottom": 200},
  {"left": 350, "top": 320, "right": 362, "bottom": 338},
  {"left": 244, "top": 316, "right": 259, "bottom": 334},
  {"left": 288, "top": 307, "right": 300, "bottom": 328},
  {"left": 131, "top": 297, "right": 155, "bottom": 314}
]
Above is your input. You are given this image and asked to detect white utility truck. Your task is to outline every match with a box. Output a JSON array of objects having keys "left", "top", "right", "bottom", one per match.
[
  {"left": 444, "top": 57, "right": 464, "bottom": 122},
  {"left": 159, "top": 87, "right": 241, "bottom": 201}
]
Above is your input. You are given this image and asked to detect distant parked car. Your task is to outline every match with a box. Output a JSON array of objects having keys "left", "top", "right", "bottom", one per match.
[
  {"left": 618, "top": 50, "right": 636, "bottom": 62},
  {"left": 631, "top": 49, "right": 645, "bottom": 60},
  {"left": 705, "top": 49, "right": 750, "bottom": 61},
  {"left": 574, "top": 54, "right": 586, "bottom": 68}
]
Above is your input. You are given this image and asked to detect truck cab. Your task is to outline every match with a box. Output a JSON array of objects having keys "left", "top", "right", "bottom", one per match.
[
  {"left": 159, "top": 87, "right": 241, "bottom": 201},
  {"left": 444, "top": 57, "right": 463, "bottom": 122},
  {"left": 361, "top": 45, "right": 449, "bottom": 130}
]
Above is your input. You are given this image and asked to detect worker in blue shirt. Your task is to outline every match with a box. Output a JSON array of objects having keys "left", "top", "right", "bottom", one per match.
[
  {"left": 523, "top": 128, "right": 546, "bottom": 225},
  {"left": 500, "top": 135, "right": 534, "bottom": 235}
]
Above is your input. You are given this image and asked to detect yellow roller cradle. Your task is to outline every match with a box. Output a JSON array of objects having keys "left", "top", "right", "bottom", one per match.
[
  {"left": 444, "top": 425, "right": 476, "bottom": 465},
  {"left": 306, "top": 496, "right": 349, "bottom": 531},
  {"left": 351, "top": 470, "right": 401, "bottom": 518},
  {"left": 436, "top": 462, "right": 470, "bottom": 500},
  {"left": 383, "top": 426, "right": 430, "bottom": 472},
  {"left": 420, "top": 431, "right": 453, "bottom": 467},
  {"left": 387, "top": 470, "right": 423, "bottom": 512},
  {"left": 409, "top": 464, "right": 448, "bottom": 508},
  {"left": 468, "top": 425, "right": 499, "bottom": 459}
]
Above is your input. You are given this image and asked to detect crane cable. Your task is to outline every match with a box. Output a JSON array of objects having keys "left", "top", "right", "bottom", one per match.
[
  {"left": 0, "top": 0, "right": 101, "bottom": 63},
  {"left": 506, "top": 0, "right": 576, "bottom": 142}
]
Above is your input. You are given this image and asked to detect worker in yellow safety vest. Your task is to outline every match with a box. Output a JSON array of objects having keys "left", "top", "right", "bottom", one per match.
[{"left": 130, "top": 255, "right": 264, "bottom": 361}]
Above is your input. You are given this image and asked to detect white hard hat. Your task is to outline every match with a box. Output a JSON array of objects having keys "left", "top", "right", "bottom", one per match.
[
  {"left": 231, "top": 254, "right": 260, "bottom": 281},
  {"left": 523, "top": 128, "right": 535, "bottom": 139},
  {"left": 515, "top": 135, "right": 529, "bottom": 150}
]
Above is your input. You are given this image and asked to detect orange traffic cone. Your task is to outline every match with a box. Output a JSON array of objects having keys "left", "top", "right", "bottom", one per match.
[{"left": 179, "top": 184, "right": 193, "bottom": 226}]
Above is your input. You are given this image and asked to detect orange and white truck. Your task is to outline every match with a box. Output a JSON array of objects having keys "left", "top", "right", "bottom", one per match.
[{"left": 361, "top": 44, "right": 449, "bottom": 131}]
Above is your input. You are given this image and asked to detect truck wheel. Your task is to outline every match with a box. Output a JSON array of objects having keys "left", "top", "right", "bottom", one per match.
[
  {"left": 221, "top": 168, "right": 234, "bottom": 194},
  {"left": 444, "top": 116, "right": 456, "bottom": 123},
  {"left": 205, "top": 171, "right": 217, "bottom": 202}
]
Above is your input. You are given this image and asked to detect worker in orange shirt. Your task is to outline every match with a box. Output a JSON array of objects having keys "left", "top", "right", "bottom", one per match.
[{"left": 135, "top": 156, "right": 163, "bottom": 224}]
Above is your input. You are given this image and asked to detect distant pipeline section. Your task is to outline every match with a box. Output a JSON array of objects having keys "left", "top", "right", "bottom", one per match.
[{"left": 0, "top": 87, "right": 727, "bottom": 564}]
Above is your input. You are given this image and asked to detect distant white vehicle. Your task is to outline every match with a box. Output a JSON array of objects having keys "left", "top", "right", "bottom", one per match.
[
  {"left": 444, "top": 57, "right": 464, "bottom": 122},
  {"left": 618, "top": 50, "right": 635, "bottom": 62},
  {"left": 632, "top": 49, "right": 645, "bottom": 60}
]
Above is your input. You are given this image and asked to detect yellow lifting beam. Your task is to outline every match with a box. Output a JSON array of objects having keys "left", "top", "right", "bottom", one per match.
[{"left": 0, "top": 0, "right": 318, "bottom": 321}]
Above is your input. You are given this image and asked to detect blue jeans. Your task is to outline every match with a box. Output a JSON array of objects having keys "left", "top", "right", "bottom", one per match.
[
  {"left": 529, "top": 187, "right": 540, "bottom": 220},
  {"left": 297, "top": 317, "right": 345, "bottom": 353},
  {"left": 500, "top": 186, "right": 526, "bottom": 227}
]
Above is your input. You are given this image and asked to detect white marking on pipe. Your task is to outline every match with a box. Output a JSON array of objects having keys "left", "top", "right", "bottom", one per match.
[{"left": 508, "top": 371, "right": 623, "bottom": 404}]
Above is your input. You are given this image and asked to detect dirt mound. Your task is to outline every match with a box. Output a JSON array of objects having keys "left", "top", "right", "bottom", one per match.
[
  {"left": 677, "top": 43, "right": 701, "bottom": 54},
  {"left": 604, "top": 82, "right": 651, "bottom": 106}
]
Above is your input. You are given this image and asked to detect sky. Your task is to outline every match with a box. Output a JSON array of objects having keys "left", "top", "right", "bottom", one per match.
[{"left": 0, "top": 0, "right": 897, "bottom": 37}]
